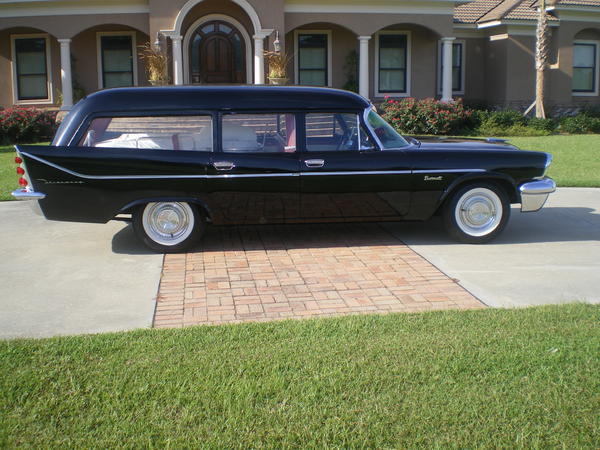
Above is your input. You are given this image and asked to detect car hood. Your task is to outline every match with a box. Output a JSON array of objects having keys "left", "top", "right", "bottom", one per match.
[{"left": 408, "top": 136, "right": 519, "bottom": 151}]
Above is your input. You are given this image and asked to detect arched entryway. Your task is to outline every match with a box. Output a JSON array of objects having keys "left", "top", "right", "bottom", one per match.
[{"left": 187, "top": 18, "right": 247, "bottom": 83}]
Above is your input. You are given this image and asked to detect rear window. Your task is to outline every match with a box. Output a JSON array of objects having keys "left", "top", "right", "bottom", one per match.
[{"left": 79, "top": 115, "right": 213, "bottom": 151}]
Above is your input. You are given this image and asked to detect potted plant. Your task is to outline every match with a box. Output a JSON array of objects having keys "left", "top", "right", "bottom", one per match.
[
  {"left": 264, "top": 50, "right": 290, "bottom": 85},
  {"left": 139, "top": 42, "right": 169, "bottom": 86}
]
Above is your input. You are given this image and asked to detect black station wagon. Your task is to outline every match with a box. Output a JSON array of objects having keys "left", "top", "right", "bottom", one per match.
[{"left": 12, "top": 86, "right": 556, "bottom": 252}]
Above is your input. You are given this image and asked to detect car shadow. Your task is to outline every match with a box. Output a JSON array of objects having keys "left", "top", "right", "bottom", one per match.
[
  {"left": 386, "top": 206, "right": 600, "bottom": 246},
  {"left": 111, "top": 206, "right": 599, "bottom": 255}
]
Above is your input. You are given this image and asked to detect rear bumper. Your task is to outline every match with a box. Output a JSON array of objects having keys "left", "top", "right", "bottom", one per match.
[
  {"left": 11, "top": 189, "right": 46, "bottom": 200},
  {"left": 519, "top": 177, "right": 556, "bottom": 212}
]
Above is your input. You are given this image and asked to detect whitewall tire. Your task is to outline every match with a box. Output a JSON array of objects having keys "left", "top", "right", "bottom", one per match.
[
  {"left": 133, "top": 202, "right": 204, "bottom": 253},
  {"left": 443, "top": 183, "right": 510, "bottom": 244}
]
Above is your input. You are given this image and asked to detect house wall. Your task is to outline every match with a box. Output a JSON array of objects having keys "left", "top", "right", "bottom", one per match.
[
  {"left": 461, "top": 37, "right": 487, "bottom": 105},
  {"left": 0, "top": 27, "right": 61, "bottom": 108},
  {"left": 549, "top": 20, "right": 600, "bottom": 113},
  {"left": 71, "top": 26, "right": 149, "bottom": 98}
]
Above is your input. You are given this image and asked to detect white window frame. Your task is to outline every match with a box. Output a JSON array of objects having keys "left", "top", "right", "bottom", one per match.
[
  {"left": 437, "top": 39, "right": 465, "bottom": 96},
  {"left": 96, "top": 31, "right": 138, "bottom": 89},
  {"left": 293, "top": 29, "right": 332, "bottom": 87},
  {"left": 375, "top": 30, "right": 411, "bottom": 98},
  {"left": 10, "top": 33, "right": 54, "bottom": 105},
  {"left": 572, "top": 39, "right": 599, "bottom": 97}
]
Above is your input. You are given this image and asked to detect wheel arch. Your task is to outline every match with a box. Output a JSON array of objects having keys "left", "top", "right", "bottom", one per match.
[
  {"left": 436, "top": 173, "right": 518, "bottom": 213},
  {"left": 118, "top": 197, "right": 213, "bottom": 222}
]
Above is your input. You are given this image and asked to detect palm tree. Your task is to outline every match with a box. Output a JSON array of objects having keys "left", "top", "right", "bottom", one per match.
[{"left": 534, "top": 0, "right": 549, "bottom": 118}]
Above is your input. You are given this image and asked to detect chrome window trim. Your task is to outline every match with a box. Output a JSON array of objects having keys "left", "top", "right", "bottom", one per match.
[{"left": 364, "top": 107, "right": 385, "bottom": 150}]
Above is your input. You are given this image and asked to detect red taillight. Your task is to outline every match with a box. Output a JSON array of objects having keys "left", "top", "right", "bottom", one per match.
[
  {"left": 18, "top": 177, "right": 28, "bottom": 187},
  {"left": 16, "top": 167, "right": 25, "bottom": 175},
  {"left": 15, "top": 156, "right": 23, "bottom": 164}
]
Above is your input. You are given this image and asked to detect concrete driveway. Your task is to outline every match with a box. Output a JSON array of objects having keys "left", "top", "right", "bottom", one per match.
[
  {"left": 0, "top": 202, "right": 163, "bottom": 339},
  {"left": 385, "top": 188, "right": 600, "bottom": 307}
]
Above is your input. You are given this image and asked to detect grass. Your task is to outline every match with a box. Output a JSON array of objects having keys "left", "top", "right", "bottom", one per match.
[
  {"left": 1, "top": 135, "right": 598, "bottom": 202},
  {"left": 0, "top": 144, "right": 18, "bottom": 201},
  {"left": 1, "top": 304, "right": 599, "bottom": 448},
  {"left": 504, "top": 134, "right": 600, "bottom": 187}
]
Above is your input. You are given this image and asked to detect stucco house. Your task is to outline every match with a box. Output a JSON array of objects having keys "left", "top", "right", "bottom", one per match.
[{"left": 1, "top": 0, "right": 599, "bottom": 113}]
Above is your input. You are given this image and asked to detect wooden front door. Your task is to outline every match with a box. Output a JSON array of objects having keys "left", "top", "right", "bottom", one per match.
[
  {"left": 201, "top": 35, "right": 233, "bottom": 83},
  {"left": 189, "top": 20, "right": 246, "bottom": 84}
]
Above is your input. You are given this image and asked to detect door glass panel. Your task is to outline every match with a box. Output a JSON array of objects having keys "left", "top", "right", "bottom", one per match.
[
  {"left": 222, "top": 113, "right": 296, "bottom": 153},
  {"left": 80, "top": 115, "right": 213, "bottom": 151},
  {"left": 305, "top": 113, "right": 363, "bottom": 151}
]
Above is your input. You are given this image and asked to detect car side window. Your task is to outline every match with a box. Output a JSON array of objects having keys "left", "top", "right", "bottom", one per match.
[
  {"left": 305, "top": 112, "right": 375, "bottom": 151},
  {"left": 221, "top": 113, "right": 296, "bottom": 153},
  {"left": 79, "top": 115, "right": 213, "bottom": 151}
]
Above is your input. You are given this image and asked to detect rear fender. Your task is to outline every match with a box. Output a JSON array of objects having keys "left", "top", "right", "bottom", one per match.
[{"left": 118, "top": 197, "right": 213, "bottom": 222}]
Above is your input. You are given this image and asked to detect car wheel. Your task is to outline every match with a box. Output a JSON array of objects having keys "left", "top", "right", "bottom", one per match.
[
  {"left": 132, "top": 202, "right": 204, "bottom": 253},
  {"left": 443, "top": 183, "right": 510, "bottom": 244}
]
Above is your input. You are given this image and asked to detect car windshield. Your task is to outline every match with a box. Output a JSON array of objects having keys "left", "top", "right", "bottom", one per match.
[{"left": 367, "top": 110, "right": 409, "bottom": 149}]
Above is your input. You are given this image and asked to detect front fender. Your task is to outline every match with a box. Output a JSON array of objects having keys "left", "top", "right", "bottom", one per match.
[{"left": 436, "top": 172, "right": 519, "bottom": 210}]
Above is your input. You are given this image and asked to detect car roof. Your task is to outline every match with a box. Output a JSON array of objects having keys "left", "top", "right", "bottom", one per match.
[
  {"left": 54, "top": 86, "right": 371, "bottom": 145},
  {"left": 85, "top": 85, "right": 368, "bottom": 112}
]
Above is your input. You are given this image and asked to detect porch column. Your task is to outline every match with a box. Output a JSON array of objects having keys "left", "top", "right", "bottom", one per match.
[
  {"left": 58, "top": 39, "right": 73, "bottom": 110},
  {"left": 441, "top": 37, "right": 455, "bottom": 103},
  {"left": 358, "top": 36, "right": 371, "bottom": 99},
  {"left": 171, "top": 35, "right": 183, "bottom": 85},
  {"left": 253, "top": 35, "right": 265, "bottom": 84}
]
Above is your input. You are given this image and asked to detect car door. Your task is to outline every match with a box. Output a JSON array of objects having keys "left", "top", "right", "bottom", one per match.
[
  {"left": 205, "top": 112, "right": 301, "bottom": 225},
  {"left": 300, "top": 112, "right": 411, "bottom": 221}
]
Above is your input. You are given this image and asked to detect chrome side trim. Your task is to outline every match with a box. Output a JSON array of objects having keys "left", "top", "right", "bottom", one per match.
[
  {"left": 302, "top": 170, "right": 411, "bottom": 176},
  {"left": 12, "top": 189, "right": 46, "bottom": 200},
  {"left": 519, "top": 177, "right": 556, "bottom": 212},
  {"left": 21, "top": 151, "right": 487, "bottom": 181},
  {"left": 413, "top": 169, "right": 487, "bottom": 174}
]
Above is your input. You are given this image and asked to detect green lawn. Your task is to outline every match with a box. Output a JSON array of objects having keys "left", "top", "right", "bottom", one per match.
[
  {"left": 0, "top": 144, "right": 18, "bottom": 201},
  {"left": 1, "top": 304, "right": 598, "bottom": 448},
  {"left": 1, "top": 135, "right": 598, "bottom": 201},
  {"left": 505, "top": 134, "right": 600, "bottom": 187}
]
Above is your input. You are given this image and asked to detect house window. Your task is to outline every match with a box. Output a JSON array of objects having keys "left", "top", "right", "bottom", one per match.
[
  {"left": 296, "top": 31, "right": 330, "bottom": 86},
  {"left": 377, "top": 33, "right": 409, "bottom": 95},
  {"left": 438, "top": 41, "right": 464, "bottom": 94},
  {"left": 573, "top": 42, "right": 598, "bottom": 94},
  {"left": 12, "top": 36, "right": 51, "bottom": 102},
  {"left": 98, "top": 33, "right": 136, "bottom": 89}
]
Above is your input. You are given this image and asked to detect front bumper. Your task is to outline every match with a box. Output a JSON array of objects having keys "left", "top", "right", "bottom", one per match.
[
  {"left": 11, "top": 189, "right": 46, "bottom": 200},
  {"left": 519, "top": 177, "right": 556, "bottom": 212}
]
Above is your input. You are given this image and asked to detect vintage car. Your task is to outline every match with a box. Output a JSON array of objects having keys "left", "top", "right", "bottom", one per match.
[{"left": 12, "top": 86, "right": 555, "bottom": 252}]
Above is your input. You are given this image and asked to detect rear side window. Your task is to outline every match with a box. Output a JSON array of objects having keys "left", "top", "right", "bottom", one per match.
[
  {"left": 305, "top": 112, "right": 375, "bottom": 151},
  {"left": 79, "top": 115, "right": 213, "bottom": 151},
  {"left": 221, "top": 113, "right": 296, "bottom": 153}
]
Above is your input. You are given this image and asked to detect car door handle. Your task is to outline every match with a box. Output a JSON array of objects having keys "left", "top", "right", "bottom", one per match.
[
  {"left": 212, "top": 161, "right": 235, "bottom": 171},
  {"left": 304, "top": 159, "right": 324, "bottom": 168}
]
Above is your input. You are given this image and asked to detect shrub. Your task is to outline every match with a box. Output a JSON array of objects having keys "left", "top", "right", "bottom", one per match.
[
  {"left": 0, "top": 107, "right": 58, "bottom": 144},
  {"left": 478, "top": 123, "right": 551, "bottom": 137},
  {"left": 380, "top": 97, "right": 475, "bottom": 135},
  {"left": 481, "top": 109, "right": 527, "bottom": 128},
  {"left": 528, "top": 117, "right": 557, "bottom": 133},
  {"left": 560, "top": 114, "right": 600, "bottom": 134}
]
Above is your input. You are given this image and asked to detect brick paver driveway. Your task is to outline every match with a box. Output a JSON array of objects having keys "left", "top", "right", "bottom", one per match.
[{"left": 154, "top": 224, "right": 484, "bottom": 328}]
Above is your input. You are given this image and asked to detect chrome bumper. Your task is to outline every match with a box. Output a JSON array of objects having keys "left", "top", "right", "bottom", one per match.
[
  {"left": 11, "top": 189, "right": 46, "bottom": 200},
  {"left": 519, "top": 177, "right": 556, "bottom": 212}
]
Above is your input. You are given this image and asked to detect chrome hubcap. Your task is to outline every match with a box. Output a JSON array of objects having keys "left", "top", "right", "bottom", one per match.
[
  {"left": 142, "top": 202, "right": 194, "bottom": 246},
  {"left": 455, "top": 188, "right": 502, "bottom": 237}
]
